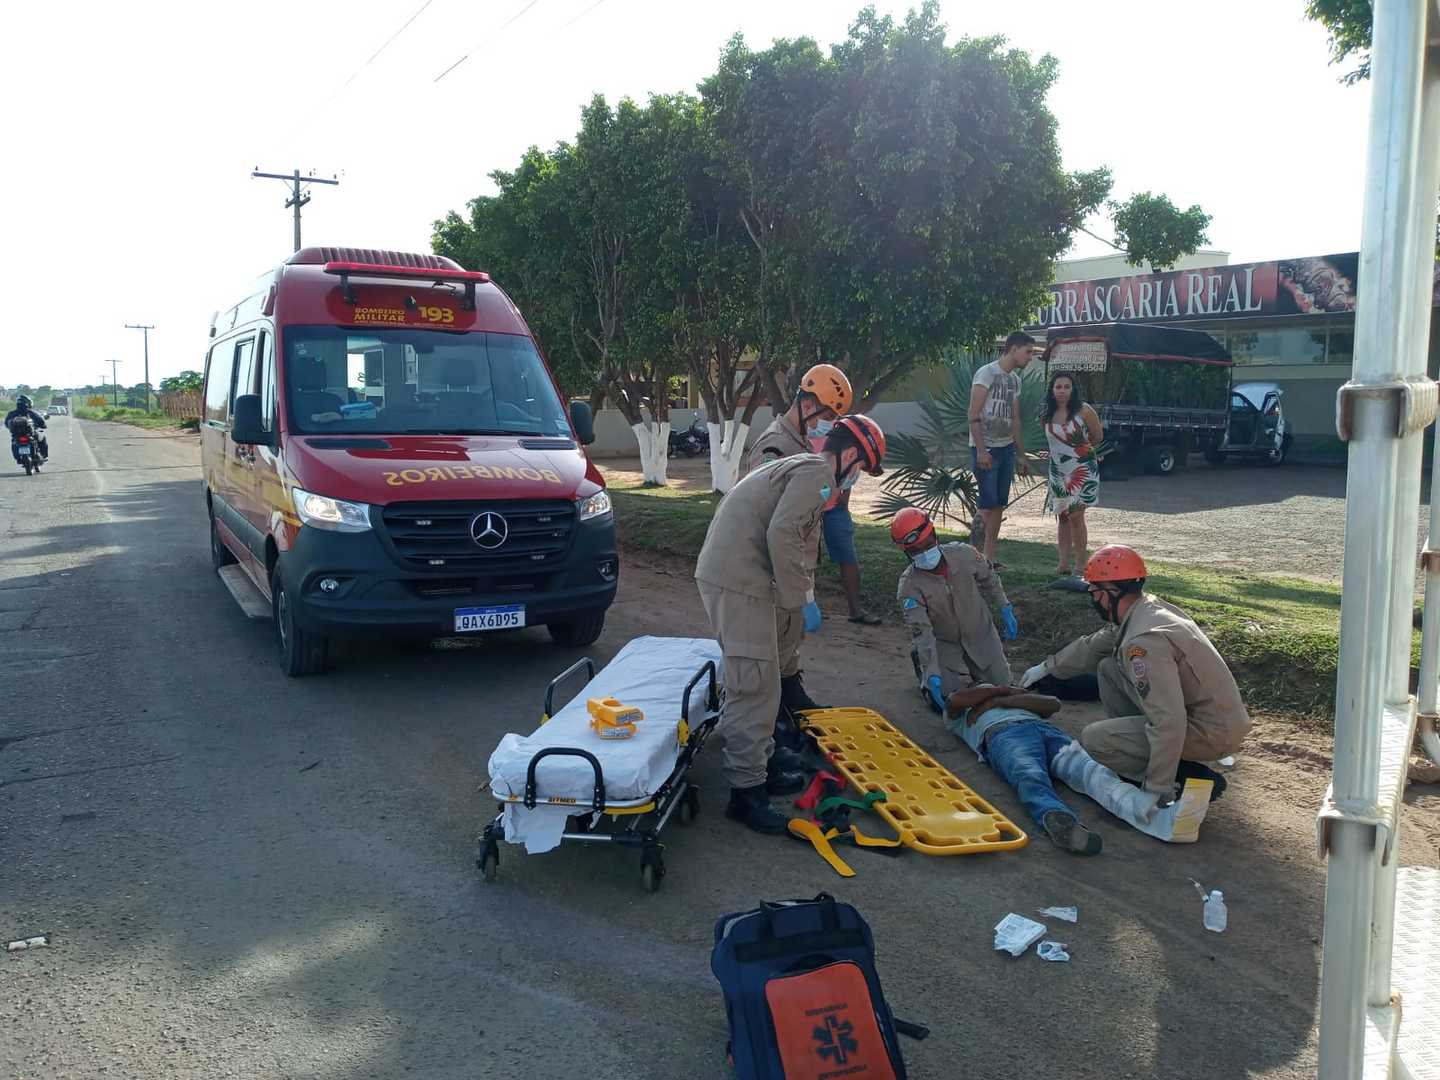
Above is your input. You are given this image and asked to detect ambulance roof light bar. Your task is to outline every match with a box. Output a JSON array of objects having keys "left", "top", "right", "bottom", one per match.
[{"left": 322, "top": 261, "right": 492, "bottom": 310}]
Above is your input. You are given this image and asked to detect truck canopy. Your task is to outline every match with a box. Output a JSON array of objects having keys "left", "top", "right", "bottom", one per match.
[
  {"left": 1043, "top": 323, "right": 1232, "bottom": 413},
  {"left": 1042, "top": 323, "right": 1233, "bottom": 366}
]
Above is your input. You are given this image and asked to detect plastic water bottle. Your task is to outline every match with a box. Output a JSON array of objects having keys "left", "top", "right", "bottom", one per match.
[{"left": 1203, "top": 890, "right": 1228, "bottom": 933}]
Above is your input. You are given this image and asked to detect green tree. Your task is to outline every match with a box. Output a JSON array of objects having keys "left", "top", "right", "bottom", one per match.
[
  {"left": 1109, "top": 192, "right": 1213, "bottom": 271},
  {"left": 704, "top": 3, "right": 1115, "bottom": 411},
  {"left": 160, "top": 371, "right": 203, "bottom": 393},
  {"left": 1305, "top": 0, "right": 1372, "bottom": 84}
]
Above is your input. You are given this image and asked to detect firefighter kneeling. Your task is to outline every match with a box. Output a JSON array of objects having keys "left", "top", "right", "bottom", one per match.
[
  {"left": 1021, "top": 545, "right": 1251, "bottom": 813},
  {"left": 695, "top": 415, "right": 886, "bottom": 834}
]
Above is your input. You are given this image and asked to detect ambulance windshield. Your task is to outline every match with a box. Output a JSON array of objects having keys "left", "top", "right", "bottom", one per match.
[{"left": 282, "top": 326, "right": 572, "bottom": 437}]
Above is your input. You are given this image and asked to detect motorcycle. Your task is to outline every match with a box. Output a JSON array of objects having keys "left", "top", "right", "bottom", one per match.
[
  {"left": 10, "top": 417, "right": 46, "bottom": 475},
  {"left": 667, "top": 418, "right": 710, "bottom": 458}
]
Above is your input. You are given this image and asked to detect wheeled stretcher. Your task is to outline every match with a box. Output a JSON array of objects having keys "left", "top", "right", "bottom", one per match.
[{"left": 479, "top": 636, "right": 723, "bottom": 892}]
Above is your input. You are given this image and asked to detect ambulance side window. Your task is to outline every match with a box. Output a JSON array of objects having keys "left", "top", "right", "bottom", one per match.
[
  {"left": 257, "top": 331, "right": 275, "bottom": 431},
  {"left": 204, "top": 341, "right": 234, "bottom": 425},
  {"left": 229, "top": 338, "right": 256, "bottom": 422}
]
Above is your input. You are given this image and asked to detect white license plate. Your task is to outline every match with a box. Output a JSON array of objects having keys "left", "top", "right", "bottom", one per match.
[
  {"left": 16, "top": 445, "right": 30, "bottom": 457},
  {"left": 454, "top": 605, "right": 525, "bottom": 632}
]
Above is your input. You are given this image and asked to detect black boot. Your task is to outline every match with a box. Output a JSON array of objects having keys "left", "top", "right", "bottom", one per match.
[
  {"left": 769, "top": 743, "right": 810, "bottom": 774},
  {"left": 1175, "top": 760, "right": 1229, "bottom": 801},
  {"left": 781, "top": 672, "right": 825, "bottom": 713},
  {"left": 765, "top": 760, "right": 807, "bottom": 795},
  {"left": 726, "top": 784, "right": 790, "bottom": 834}
]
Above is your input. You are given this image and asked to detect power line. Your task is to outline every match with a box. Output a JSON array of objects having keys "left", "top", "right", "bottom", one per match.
[
  {"left": 435, "top": 0, "right": 546, "bottom": 83},
  {"left": 341, "top": 0, "right": 437, "bottom": 90},
  {"left": 560, "top": 0, "right": 610, "bottom": 31}
]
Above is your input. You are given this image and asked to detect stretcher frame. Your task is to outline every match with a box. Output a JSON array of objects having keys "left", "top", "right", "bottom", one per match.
[{"left": 478, "top": 654, "right": 721, "bottom": 893}]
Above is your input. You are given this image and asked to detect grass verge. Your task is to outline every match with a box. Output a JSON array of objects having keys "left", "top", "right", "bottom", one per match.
[
  {"left": 74, "top": 406, "right": 198, "bottom": 431},
  {"left": 610, "top": 480, "right": 1372, "bottom": 725}
]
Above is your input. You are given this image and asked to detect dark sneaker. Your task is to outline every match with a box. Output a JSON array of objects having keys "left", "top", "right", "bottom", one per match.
[
  {"left": 1175, "top": 760, "right": 1229, "bottom": 801},
  {"left": 765, "top": 766, "right": 807, "bottom": 796},
  {"left": 781, "top": 673, "right": 825, "bottom": 713},
  {"left": 1043, "top": 811, "right": 1103, "bottom": 855},
  {"left": 726, "top": 785, "right": 790, "bottom": 834}
]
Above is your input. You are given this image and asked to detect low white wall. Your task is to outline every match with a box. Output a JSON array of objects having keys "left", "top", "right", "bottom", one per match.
[{"left": 586, "top": 402, "right": 929, "bottom": 458}]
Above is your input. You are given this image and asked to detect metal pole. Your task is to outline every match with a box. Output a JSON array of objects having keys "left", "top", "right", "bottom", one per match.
[
  {"left": 251, "top": 170, "right": 337, "bottom": 254},
  {"left": 292, "top": 170, "right": 302, "bottom": 252},
  {"left": 109, "top": 359, "right": 120, "bottom": 407},
  {"left": 125, "top": 324, "right": 154, "bottom": 412},
  {"left": 1318, "top": 0, "right": 1432, "bottom": 1073}
]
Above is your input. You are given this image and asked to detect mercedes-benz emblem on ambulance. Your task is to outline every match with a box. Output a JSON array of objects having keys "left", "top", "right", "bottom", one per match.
[{"left": 470, "top": 512, "right": 509, "bottom": 549}]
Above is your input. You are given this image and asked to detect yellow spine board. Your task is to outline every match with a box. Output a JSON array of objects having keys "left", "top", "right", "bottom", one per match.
[{"left": 801, "top": 707, "right": 1028, "bottom": 855}]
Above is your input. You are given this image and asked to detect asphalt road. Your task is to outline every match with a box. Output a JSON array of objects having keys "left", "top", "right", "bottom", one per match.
[{"left": 5, "top": 419, "right": 1425, "bottom": 1078}]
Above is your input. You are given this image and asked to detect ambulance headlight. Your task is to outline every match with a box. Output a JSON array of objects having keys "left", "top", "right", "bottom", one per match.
[
  {"left": 577, "top": 489, "right": 612, "bottom": 522},
  {"left": 292, "top": 487, "right": 373, "bottom": 532}
]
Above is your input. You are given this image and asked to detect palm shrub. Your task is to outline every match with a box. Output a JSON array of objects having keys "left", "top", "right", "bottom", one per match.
[{"left": 875, "top": 351, "right": 1049, "bottom": 537}]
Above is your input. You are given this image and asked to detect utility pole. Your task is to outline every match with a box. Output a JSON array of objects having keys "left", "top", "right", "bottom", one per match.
[
  {"left": 108, "top": 359, "right": 122, "bottom": 407},
  {"left": 124, "top": 323, "right": 154, "bottom": 411},
  {"left": 251, "top": 168, "right": 340, "bottom": 252}
]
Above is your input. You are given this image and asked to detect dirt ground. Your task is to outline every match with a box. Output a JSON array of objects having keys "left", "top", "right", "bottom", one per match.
[{"left": 601, "top": 454, "right": 1430, "bottom": 585}]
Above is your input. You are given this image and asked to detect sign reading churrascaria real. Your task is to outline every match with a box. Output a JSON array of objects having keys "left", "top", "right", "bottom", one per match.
[{"left": 1025, "top": 252, "right": 1404, "bottom": 330}]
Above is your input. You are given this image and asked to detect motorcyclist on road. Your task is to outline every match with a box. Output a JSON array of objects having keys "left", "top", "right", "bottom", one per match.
[{"left": 5, "top": 395, "right": 48, "bottom": 463}]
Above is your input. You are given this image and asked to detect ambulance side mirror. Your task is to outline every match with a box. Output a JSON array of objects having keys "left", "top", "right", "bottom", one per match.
[
  {"left": 570, "top": 400, "right": 596, "bottom": 446},
  {"left": 231, "top": 394, "right": 272, "bottom": 447}
]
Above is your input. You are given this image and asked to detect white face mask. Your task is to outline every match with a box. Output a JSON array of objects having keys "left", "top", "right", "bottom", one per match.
[
  {"left": 840, "top": 471, "right": 859, "bottom": 491},
  {"left": 811, "top": 418, "right": 835, "bottom": 438},
  {"left": 912, "top": 546, "right": 942, "bottom": 571}
]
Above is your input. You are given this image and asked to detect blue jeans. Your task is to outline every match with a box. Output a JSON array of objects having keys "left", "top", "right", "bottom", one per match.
[
  {"left": 971, "top": 443, "right": 1015, "bottom": 508},
  {"left": 983, "top": 720, "right": 1077, "bottom": 827},
  {"left": 821, "top": 504, "right": 857, "bottom": 565}
]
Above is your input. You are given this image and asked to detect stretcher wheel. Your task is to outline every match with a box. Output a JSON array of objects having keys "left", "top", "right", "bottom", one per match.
[
  {"left": 640, "top": 850, "right": 664, "bottom": 893},
  {"left": 677, "top": 787, "right": 700, "bottom": 825},
  {"left": 479, "top": 842, "right": 499, "bottom": 883}
]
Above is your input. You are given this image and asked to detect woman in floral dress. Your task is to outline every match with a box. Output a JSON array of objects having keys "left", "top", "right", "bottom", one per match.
[{"left": 1042, "top": 372, "right": 1104, "bottom": 576}]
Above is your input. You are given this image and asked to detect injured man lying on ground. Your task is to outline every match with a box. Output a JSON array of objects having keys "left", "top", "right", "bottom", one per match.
[{"left": 944, "top": 684, "right": 1218, "bottom": 850}]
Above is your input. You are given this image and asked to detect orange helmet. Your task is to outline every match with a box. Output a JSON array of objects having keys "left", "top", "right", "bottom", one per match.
[
  {"left": 834, "top": 414, "right": 885, "bottom": 475},
  {"left": 890, "top": 507, "right": 936, "bottom": 552},
  {"left": 800, "top": 364, "right": 853, "bottom": 416},
  {"left": 1083, "top": 545, "right": 1147, "bottom": 584}
]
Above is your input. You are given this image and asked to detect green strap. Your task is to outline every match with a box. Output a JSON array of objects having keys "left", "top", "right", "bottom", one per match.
[{"left": 816, "top": 791, "right": 887, "bottom": 816}]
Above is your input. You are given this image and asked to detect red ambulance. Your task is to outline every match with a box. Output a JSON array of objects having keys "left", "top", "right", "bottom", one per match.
[{"left": 202, "top": 247, "right": 616, "bottom": 675}]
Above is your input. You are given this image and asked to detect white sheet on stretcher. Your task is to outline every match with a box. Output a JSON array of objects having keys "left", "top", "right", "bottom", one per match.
[{"left": 487, "top": 636, "right": 723, "bottom": 853}]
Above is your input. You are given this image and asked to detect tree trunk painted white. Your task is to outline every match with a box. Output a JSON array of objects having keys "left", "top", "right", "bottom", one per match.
[
  {"left": 630, "top": 419, "right": 671, "bottom": 486},
  {"left": 708, "top": 418, "right": 750, "bottom": 493}
]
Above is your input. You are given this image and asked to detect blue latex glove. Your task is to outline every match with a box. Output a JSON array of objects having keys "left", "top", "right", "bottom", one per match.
[
  {"left": 802, "top": 600, "right": 822, "bottom": 633},
  {"left": 927, "top": 675, "right": 945, "bottom": 712},
  {"left": 1000, "top": 604, "right": 1019, "bottom": 641}
]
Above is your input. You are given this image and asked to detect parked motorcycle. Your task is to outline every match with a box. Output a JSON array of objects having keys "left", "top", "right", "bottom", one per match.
[
  {"left": 667, "top": 419, "right": 710, "bottom": 458},
  {"left": 10, "top": 416, "right": 45, "bottom": 475}
]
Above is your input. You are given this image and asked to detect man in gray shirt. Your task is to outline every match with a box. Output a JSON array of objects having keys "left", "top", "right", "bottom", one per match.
[{"left": 968, "top": 331, "right": 1037, "bottom": 566}]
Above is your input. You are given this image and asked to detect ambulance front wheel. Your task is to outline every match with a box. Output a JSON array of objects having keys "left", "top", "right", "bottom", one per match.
[
  {"left": 272, "top": 565, "right": 329, "bottom": 678},
  {"left": 547, "top": 611, "right": 607, "bottom": 647}
]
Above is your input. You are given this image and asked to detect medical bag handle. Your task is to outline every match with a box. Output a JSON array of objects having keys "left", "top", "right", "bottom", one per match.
[
  {"left": 543, "top": 657, "right": 596, "bottom": 719},
  {"left": 681, "top": 661, "right": 720, "bottom": 726},
  {"left": 523, "top": 747, "right": 607, "bottom": 813}
]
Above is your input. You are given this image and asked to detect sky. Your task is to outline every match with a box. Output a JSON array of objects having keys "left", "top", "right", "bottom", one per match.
[{"left": 0, "top": 0, "right": 1371, "bottom": 392}]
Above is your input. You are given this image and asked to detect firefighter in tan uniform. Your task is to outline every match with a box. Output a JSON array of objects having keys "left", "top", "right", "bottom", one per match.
[
  {"left": 1021, "top": 545, "right": 1251, "bottom": 807},
  {"left": 745, "top": 364, "right": 854, "bottom": 717},
  {"left": 890, "top": 508, "right": 1018, "bottom": 711},
  {"left": 697, "top": 414, "right": 886, "bottom": 833}
]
